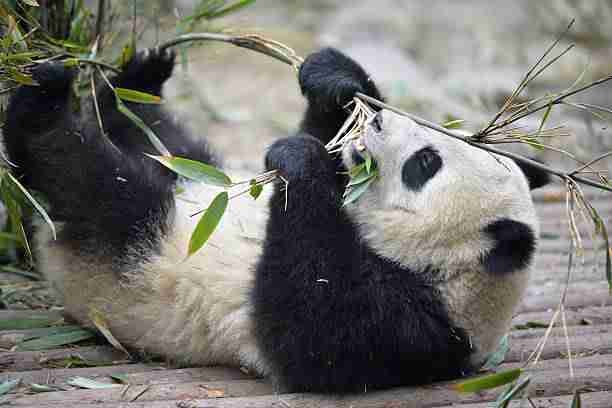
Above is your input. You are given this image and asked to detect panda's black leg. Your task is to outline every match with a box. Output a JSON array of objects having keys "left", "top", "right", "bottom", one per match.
[
  {"left": 3, "top": 62, "right": 175, "bottom": 261},
  {"left": 93, "top": 48, "right": 217, "bottom": 165},
  {"left": 298, "top": 47, "right": 383, "bottom": 145}
]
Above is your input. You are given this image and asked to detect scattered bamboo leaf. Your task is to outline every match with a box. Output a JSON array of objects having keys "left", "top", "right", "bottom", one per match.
[
  {"left": 453, "top": 368, "right": 522, "bottom": 393},
  {"left": 14, "top": 328, "right": 95, "bottom": 351},
  {"left": 147, "top": 155, "right": 232, "bottom": 187},
  {"left": 0, "top": 378, "right": 20, "bottom": 396},
  {"left": 0, "top": 316, "right": 63, "bottom": 330},
  {"left": 110, "top": 373, "right": 129, "bottom": 384},
  {"left": 571, "top": 389, "right": 581, "bottom": 408},
  {"left": 115, "top": 88, "right": 162, "bottom": 104},
  {"left": 482, "top": 334, "right": 509, "bottom": 370},
  {"left": 30, "top": 383, "right": 58, "bottom": 393},
  {"left": 495, "top": 376, "right": 531, "bottom": 408},
  {"left": 189, "top": 192, "right": 229, "bottom": 256},
  {"left": 67, "top": 377, "right": 120, "bottom": 389}
]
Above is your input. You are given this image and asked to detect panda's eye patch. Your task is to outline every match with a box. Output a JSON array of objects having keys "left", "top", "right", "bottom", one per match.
[{"left": 402, "top": 146, "right": 442, "bottom": 191}]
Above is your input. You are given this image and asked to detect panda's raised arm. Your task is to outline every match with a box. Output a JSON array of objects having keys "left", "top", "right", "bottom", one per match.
[{"left": 298, "top": 48, "right": 383, "bottom": 145}]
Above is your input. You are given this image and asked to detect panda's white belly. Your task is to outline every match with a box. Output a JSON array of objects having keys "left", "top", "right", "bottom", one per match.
[{"left": 438, "top": 266, "right": 530, "bottom": 366}]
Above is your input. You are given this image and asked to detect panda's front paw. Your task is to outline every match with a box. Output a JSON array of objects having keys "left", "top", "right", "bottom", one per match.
[
  {"left": 299, "top": 47, "right": 381, "bottom": 111},
  {"left": 29, "top": 62, "right": 76, "bottom": 93},
  {"left": 265, "top": 135, "right": 335, "bottom": 182},
  {"left": 118, "top": 47, "right": 176, "bottom": 91}
]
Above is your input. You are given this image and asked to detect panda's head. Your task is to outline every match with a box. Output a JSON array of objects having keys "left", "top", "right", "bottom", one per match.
[{"left": 342, "top": 109, "right": 548, "bottom": 273}]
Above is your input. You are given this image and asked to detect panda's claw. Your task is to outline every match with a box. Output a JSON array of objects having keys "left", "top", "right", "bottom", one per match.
[{"left": 116, "top": 47, "right": 176, "bottom": 93}]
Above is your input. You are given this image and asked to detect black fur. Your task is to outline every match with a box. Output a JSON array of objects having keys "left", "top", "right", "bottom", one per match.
[
  {"left": 401, "top": 146, "right": 443, "bottom": 191},
  {"left": 481, "top": 218, "right": 536, "bottom": 275},
  {"left": 252, "top": 49, "right": 473, "bottom": 393},
  {"left": 3, "top": 48, "right": 215, "bottom": 261},
  {"left": 299, "top": 47, "right": 383, "bottom": 146},
  {"left": 254, "top": 135, "right": 472, "bottom": 393},
  {"left": 513, "top": 159, "right": 551, "bottom": 190}
]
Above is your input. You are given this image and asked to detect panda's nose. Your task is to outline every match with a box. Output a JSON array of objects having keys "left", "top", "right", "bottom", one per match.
[{"left": 371, "top": 111, "right": 384, "bottom": 133}]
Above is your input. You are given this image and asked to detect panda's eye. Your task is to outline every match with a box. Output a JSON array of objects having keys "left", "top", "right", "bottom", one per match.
[{"left": 402, "top": 146, "right": 442, "bottom": 191}]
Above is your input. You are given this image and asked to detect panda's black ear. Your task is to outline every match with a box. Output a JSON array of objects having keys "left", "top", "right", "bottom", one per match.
[{"left": 513, "top": 158, "right": 551, "bottom": 190}]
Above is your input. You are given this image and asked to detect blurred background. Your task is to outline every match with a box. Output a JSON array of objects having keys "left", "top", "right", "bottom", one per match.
[{"left": 148, "top": 0, "right": 612, "bottom": 174}]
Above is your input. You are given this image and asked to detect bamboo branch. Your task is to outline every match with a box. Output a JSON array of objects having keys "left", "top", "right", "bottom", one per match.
[{"left": 355, "top": 93, "right": 612, "bottom": 192}]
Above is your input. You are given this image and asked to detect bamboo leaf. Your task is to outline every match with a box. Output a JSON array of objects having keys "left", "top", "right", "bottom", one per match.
[
  {"left": 249, "top": 181, "right": 263, "bottom": 200},
  {"left": 0, "top": 316, "right": 63, "bottom": 330},
  {"left": 115, "top": 95, "right": 170, "bottom": 156},
  {"left": 14, "top": 328, "right": 95, "bottom": 351},
  {"left": 208, "top": 0, "right": 256, "bottom": 19},
  {"left": 482, "top": 334, "right": 510, "bottom": 370},
  {"left": 6, "top": 172, "right": 56, "bottom": 239},
  {"left": 495, "top": 376, "right": 531, "bottom": 408},
  {"left": 0, "top": 378, "right": 20, "bottom": 396},
  {"left": 30, "top": 384, "right": 58, "bottom": 393},
  {"left": 189, "top": 192, "right": 228, "bottom": 256},
  {"left": 20, "top": 0, "right": 39, "bottom": 6},
  {"left": 343, "top": 176, "right": 375, "bottom": 206},
  {"left": 110, "top": 373, "right": 129, "bottom": 384},
  {"left": 443, "top": 119, "right": 465, "bottom": 129},
  {"left": 0, "top": 176, "right": 32, "bottom": 260},
  {"left": 146, "top": 155, "right": 232, "bottom": 187},
  {"left": 67, "top": 377, "right": 120, "bottom": 389},
  {"left": 571, "top": 390, "right": 581, "bottom": 408},
  {"left": 453, "top": 368, "right": 522, "bottom": 393},
  {"left": 115, "top": 88, "right": 162, "bottom": 104}
]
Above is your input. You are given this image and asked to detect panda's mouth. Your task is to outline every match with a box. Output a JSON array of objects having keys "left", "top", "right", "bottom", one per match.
[{"left": 350, "top": 144, "right": 367, "bottom": 166}]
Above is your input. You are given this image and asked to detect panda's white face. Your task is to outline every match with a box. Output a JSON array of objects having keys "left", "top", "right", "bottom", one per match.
[{"left": 342, "top": 109, "right": 538, "bottom": 272}]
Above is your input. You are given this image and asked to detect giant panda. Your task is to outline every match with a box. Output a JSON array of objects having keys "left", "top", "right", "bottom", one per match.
[{"left": 3, "top": 46, "right": 549, "bottom": 393}]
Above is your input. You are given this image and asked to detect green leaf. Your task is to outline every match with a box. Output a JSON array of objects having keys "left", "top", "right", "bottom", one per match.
[
  {"left": 443, "top": 119, "right": 465, "bottom": 129},
  {"left": 67, "top": 377, "right": 120, "bottom": 389},
  {"left": 115, "top": 95, "right": 170, "bottom": 156},
  {"left": 343, "top": 177, "right": 375, "bottom": 206},
  {"left": 571, "top": 390, "right": 581, "bottom": 408},
  {"left": 188, "top": 192, "right": 229, "bottom": 256},
  {"left": 110, "top": 373, "right": 129, "bottom": 384},
  {"left": 364, "top": 152, "right": 373, "bottom": 174},
  {"left": 249, "top": 181, "right": 263, "bottom": 200},
  {"left": 147, "top": 155, "right": 232, "bottom": 187},
  {"left": 14, "top": 328, "right": 95, "bottom": 351},
  {"left": 482, "top": 334, "right": 509, "bottom": 370},
  {"left": 115, "top": 88, "right": 162, "bottom": 105},
  {"left": 347, "top": 168, "right": 376, "bottom": 187},
  {"left": 0, "top": 175, "right": 32, "bottom": 260},
  {"left": 536, "top": 96, "right": 554, "bottom": 138},
  {"left": 8, "top": 69, "right": 36, "bottom": 85},
  {"left": 0, "top": 378, "right": 20, "bottom": 396},
  {"left": 6, "top": 172, "right": 55, "bottom": 239},
  {"left": 207, "top": 0, "right": 256, "bottom": 19},
  {"left": 19, "top": 0, "right": 39, "bottom": 6},
  {"left": 30, "top": 383, "right": 57, "bottom": 393},
  {"left": 495, "top": 376, "right": 531, "bottom": 408},
  {"left": 0, "top": 315, "right": 63, "bottom": 330},
  {"left": 453, "top": 368, "right": 522, "bottom": 393}
]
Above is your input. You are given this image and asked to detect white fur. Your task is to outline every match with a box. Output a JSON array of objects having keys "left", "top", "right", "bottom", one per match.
[{"left": 35, "top": 174, "right": 271, "bottom": 373}]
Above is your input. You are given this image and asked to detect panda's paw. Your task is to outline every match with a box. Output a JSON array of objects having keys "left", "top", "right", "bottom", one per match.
[
  {"left": 118, "top": 47, "right": 176, "bottom": 91},
  {"left": 29, "top": 62, "right": 76, "bottom": 93},
  {"left": 299, "top": 47, "right": 380, "bottom": 110},
  {"left": 265, "top": 135, "right": 335, "bottom": 181}
]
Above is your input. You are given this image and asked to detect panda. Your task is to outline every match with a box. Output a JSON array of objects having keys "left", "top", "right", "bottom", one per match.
[{"left": 3, "top": 46, "right": 549, "bottom": 393}]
